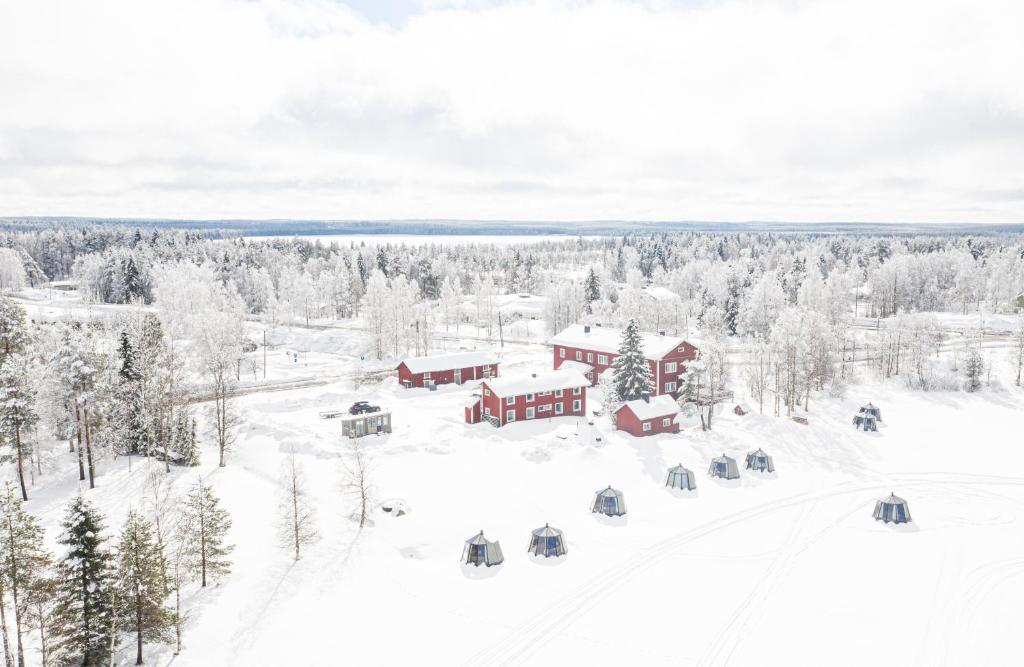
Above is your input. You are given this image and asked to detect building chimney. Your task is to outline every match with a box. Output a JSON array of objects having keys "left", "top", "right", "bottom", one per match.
[{"left": 583, "top": 325, "right": 591, "bottom": 334}]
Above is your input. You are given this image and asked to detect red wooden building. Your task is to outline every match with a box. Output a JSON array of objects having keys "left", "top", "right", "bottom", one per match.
[
  {"left": 465, "top": 369, "right": 589, "bottom": 427},
  {"left": 549, "top": 323, "right": 698, "bottom": 397},
  {"left": 614, "top": 395, "right": 681, "bottom": 437},
  {"left": 397, "top": 351, "right": 499, "bottom": 389}
]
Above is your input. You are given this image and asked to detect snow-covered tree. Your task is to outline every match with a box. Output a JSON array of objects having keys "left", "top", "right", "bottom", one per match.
[
  {"left": 0, "top": 250, "right": 26, "bottom": 293},
  {"left": 583, "top": 268, "right": 600, "bottom": 312},
  {"left": 0, "top": 296, "right": 28, "bottom": 363},
  {"left": 612, "top": 319, "right": 652, "bottom": 402},
  {"left": 278, "top": 448, "right": 318, "bottom": 561},
  {"left": 0, "top": 353, "right": 37, "bottom": 501},
  {"left": 181, "top": 483, "right": 233, "bottom": 587},
  {"left": 963, "top": 344, "right": 985, "bottom": 392},
  {"left": 113, "top": 509, "right": 173, "bottom": 666},
  {"left": 52, "top": 494, "right": 113, "bottom": 666},
  {"left": 0, "top": 482, "right": 52, "bottom": 667}
]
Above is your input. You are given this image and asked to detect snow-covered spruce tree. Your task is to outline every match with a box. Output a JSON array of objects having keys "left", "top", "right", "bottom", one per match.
[
  {"left": 0, "top": 296, "right": 28, "bottom": 363},
  {"left": 113, "top": 331, "right": 148, "bottom": 459},
  {"left": 584, "top": 268, "right": 600, "bottom": 313},
  {"left": 278, "top": 448, "right": 318, "bottom": 561},
  {"left": 182, "top": 482, "right": 233, "bottom": 587},
  {"left": 114, "top": 510, "right": 173, "bottom": 666},
  {"left": 171, "top": 413, "right": 199, "bottom": 467},
  {"left": 0, "top": 482, "right": 52, "bottom": 667},
  {"left": 611, "top": 319, "right": 652, "bottom": 402},
  {"left": 0, "top": 353, "right": 38, "bottom": 501},
  {"left": 1014, "top": 316, "right": 1024, "bottom": 387},
  {"left": 52, "top": 494, "right": 113, "bottom": 667}
]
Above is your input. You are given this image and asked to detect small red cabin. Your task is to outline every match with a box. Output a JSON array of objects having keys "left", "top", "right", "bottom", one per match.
[
  {"left": 614, "top": 395, "right": 681, "bottom": 437},
  {"left": 467, "top": 369, "right": 590, "bottom": 427},
  {"left": 548, "top": 324, "right": 698, "bottom": 397},
  {"left": 397, "top": 351, "right": 499, "bottom": 389}
]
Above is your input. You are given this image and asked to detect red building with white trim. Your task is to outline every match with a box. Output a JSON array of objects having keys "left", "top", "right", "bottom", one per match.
[
  {"left": 397, "top": 351, "right": 499, "bottom": 388},
  {"left": 548, "top": 324, "right": 698, "bottom": 397},
  {"left": 614, "top": 395, "right": 681, "bottom": 437},
  {"left": 465, "top": 369, "right": 589, "bottom": 427}
]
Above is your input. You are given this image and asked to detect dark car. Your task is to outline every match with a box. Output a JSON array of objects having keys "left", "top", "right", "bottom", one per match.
[{"left": 349, "top": 401, "right": 381, "bottom": 415}]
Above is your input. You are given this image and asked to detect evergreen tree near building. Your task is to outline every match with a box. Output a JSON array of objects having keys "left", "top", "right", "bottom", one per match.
[
  {"left": 0, "top": 482, "right": 52, "bottom": 667},
  {"left": 612, "top": 319, "right": 652, "bottom": 402},
  {"left": 52, "top": 494, "right": 113, "bottom": 667},
  {"left": 181, "top": 483, "right": 233, "bottom": 587},
  {"left": 114, "top": 510, "right": 173, "bottom": 666},
  {"left": 114, "top": 331, "right": 148, "bottom": 458},
  {"left": 0, "top": 295, "right": 28, "bottom": 363}
]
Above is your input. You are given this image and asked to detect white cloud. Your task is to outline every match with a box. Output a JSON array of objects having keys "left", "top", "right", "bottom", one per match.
[{"left": 0, "top": 0, "right": 1022, "bottom": 222}]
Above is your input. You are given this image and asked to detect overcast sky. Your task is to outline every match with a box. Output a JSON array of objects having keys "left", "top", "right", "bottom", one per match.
[{"left": 0, "top": 0, "right": 1021, "bottom": 223}]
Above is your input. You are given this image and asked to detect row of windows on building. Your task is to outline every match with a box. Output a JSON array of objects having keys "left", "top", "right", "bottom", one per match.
[
  {"left": 641, "top": 417, "right": 675, "bottom": 432},
  {"left": 483, "top": 387, "right": 584, "bottom": 402},
  {"left": 484, "top": 400, "right": 584, "bottom": 421}
]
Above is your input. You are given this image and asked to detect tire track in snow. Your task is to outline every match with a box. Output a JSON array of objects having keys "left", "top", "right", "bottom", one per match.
[{"left": 461, "top": 473, "right": 1024, "bottom": 667}]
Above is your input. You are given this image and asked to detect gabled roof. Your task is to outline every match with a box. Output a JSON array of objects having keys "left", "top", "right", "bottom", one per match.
[
  {"left": 484, "top": 369, "right": 589, "bottom": 397},
  {"left": 615, "top": 395, "right": 680, "bottom": 420},
  {"left": 548, "top": 324, "right": 687, "bottom": 359},
  {"left": 399, "top": 350, "right": 499, "bottom": 374}
]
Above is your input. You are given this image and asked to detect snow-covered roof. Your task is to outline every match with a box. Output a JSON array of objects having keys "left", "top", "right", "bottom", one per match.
[
  {"left": 558, "top": 360, "right": 593, "bottom": 374},
  {"left": 642, "top": 286, "right": 680, "bottom": 302},
  {"left": 616, "top": 395, "right": 680, "bottom": 420},
  {"left": 399, "top": 350, "right": 499, "bottom": 374},
  {"left": 548, "top": 324, "right": 686, "bottom": 359},
  {"left": 484, "top": 369, "right": 589, "bottom": 397}
]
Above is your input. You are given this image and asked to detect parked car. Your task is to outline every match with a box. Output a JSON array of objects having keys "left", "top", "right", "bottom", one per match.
[
  {"left": 349, "top": 401, "right": 381, "bottom": 415},
  {"left": 242, "top": 339, "right": 259, "bottom": 353}
]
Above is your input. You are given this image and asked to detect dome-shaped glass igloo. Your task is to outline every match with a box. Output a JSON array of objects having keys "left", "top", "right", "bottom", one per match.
[
  {"left": 591, "top": 486, "right": 627, "bottom": 516},
  {"left": 461, "top": 531, "right": 504, "bottom": 567},
  {"left": 665, "top": 464, "right": 696, "bottom": 491},
  {"left": 873, "top": 493, "right": 912, "bottom": 524},
  {"left": 708, "top": 453, "right": 740, "bottom": 480},
  {"left": 745, "top": 448, "right": 775, "bottom": 473},
  {"left": 528, "top": 524, "right": 567, "bottom": 557}
]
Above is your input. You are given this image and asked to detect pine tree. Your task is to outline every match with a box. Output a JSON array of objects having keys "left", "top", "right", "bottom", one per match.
[
  {"left": 612, "top": 319, "right": 652, "bottom": 402},
  {"left": 114, "top": 510, "right": 173, "bottom": 665},
  {"left": 171, "top": 411, "right": 199, "bottom": 467},
  {"left": 181, "top": 483, "right": 233, "bottom": 587},
  {"left": 0, "top": 482, "right": 52, "bottom": 667},
  {"left": 0, "top": 297, "right": 28, "bottom": 363},
  {"left": 0, "top": 355, "right": 37, "bottom": 501},
  {"left": 963, "top": 345, "right": 985, "bottom": 392},
  {"left": 52, "top": 495, "right": 112, "bottom": 666}
]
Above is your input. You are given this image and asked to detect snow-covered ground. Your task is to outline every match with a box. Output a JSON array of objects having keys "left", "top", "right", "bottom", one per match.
[{"left": 11, "top": 290, "right": 1024, "bottom": 666}]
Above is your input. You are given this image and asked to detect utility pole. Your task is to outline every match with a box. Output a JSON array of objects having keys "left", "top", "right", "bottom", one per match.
[
  {"left": 263, "top": 330, "right": 267, "bottom": 380},
  {"left": 498, "top": 312, "right": 504, "bottom": 348}
]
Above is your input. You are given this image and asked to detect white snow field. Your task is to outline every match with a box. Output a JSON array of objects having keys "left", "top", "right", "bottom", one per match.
[{"left": 13, "top": 291, "right": 1024, "bottom": 666}]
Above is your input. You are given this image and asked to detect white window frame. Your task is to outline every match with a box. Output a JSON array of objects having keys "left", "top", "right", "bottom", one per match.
[
  {"left": 665, "top": 362, "right": 677, "bottom": 374},
  {"left": 555, "top": 389, "right": 563, "bottom": 398},
  {"left": 526, "top": 407, "right": 535, "bottom": 419},
  {"left": 576, "top": 350, "right": 582, "bottom": 361},
  {"left": 587, "top": 352, "right": 593, "bottom": 362},
  {"left": 664, "top": 381, "right": 676, "bottom": 393},
  {"left": 662, "top": 418, "right": 671, "bottom": 427},
  {"left": 423, "top": 372, "right": 431, "bottom": 380},
  {"left": 573, "top": 387, "right": 582, "bottom": 396},
  {"left": 484, "top": 407, "right": 491, "bottom": 417},
  {"left": 506, "top": 396, "right": 515, "bottom": 406},
  {"left": 506, "top": 410, "right": 515, "bottom": 422},
  {"left": 643, "top": 422, "right": 652, "bottom": 432},
  {"left": 559, "top": 347, "right": 566, "bottom": 358},
  {"left": 598, "top": 354, "right": 609, "bottom": 365},
  {"left": 539, "top": 391, "right": 552, "bottom": 396},
  {"left": 484, "top": 389, "right": 490, "bottom": 397},
  {"left": 555, "top": 403, "right": 564, "bottom": 415},
  {"left": 572, "top": 399, "right": 581, "bottom": 412},
  {"left": 526, "top": 393, "right": 534, "bottom": 402},
  {"left": 538, "top": 404, "right": 551, "bottom": 412}
]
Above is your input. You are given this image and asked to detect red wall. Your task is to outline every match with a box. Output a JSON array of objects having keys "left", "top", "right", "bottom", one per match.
[
  {"left": 399, "top": 362, "right": 499, "bottom": 388},
  {"left": 614, "top": 404, "right": 680, "bottom": 437},
  {"left": 552, "top": 340, "right": 698, "bottom": 397},
  {"left": 477, "top": 381, "right": 587, "bottom": 427}
]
